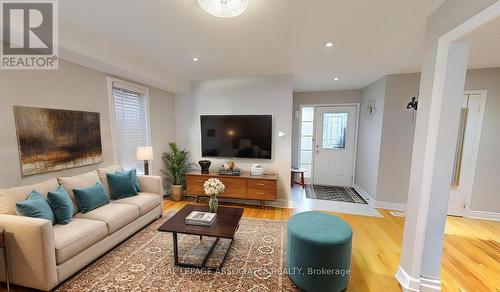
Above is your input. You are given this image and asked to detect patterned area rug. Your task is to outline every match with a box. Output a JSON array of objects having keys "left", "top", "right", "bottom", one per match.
[
  {"left": 56, "top": 211, "right": 298, "bottom": 291},
  {"left": 305, "top": 185, "right": 367, "bottom": 204}
]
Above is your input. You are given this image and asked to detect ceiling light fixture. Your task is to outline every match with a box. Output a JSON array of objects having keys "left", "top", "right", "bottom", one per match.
[
  {"left": 333, "top": 77, "right": 340, "bottom": 81},
  {"left": 192, "top": 57, "right": 199, "bottom": 62},
  {"left": 197, "top": 0, "right": 248, "bottom": 18},
  {"left": 325, "top": 42, "right": 334, "bottom": 47}
]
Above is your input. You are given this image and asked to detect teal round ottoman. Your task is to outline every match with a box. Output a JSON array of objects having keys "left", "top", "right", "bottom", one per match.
[{"left": 286, "top": 211, "right": 352, "bottom": 292}]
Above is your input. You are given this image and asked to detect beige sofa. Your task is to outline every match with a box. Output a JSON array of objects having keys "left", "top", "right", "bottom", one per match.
[{"left": 0, "top": 165, "right": 163, "bottom": 291}]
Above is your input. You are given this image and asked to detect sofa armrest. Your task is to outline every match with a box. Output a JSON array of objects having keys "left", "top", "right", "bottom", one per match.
[
  {"left": 0, "top": 214, "right": 58, "bottom": 291},
  {"left": 138, "top": 175, "right": 163, "bottom": 195}
]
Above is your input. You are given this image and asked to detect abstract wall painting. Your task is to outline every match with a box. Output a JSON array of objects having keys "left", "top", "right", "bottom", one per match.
[{"left": 13, "top": 106, "right": 103, "bottom": 177}]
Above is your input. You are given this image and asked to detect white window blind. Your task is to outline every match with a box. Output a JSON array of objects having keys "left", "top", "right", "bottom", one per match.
[{"left": 112, "top": 83, "right": 149, "bottom": 172}]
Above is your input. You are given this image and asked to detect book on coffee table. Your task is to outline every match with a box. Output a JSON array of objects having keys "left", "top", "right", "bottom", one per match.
[{"left": 185, "top": 211, "right": 216, "bottom": 227}]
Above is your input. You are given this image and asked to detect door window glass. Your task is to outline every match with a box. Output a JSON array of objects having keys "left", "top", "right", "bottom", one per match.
[{"left": 322, "top": 112, "right": 348, "bottom": 149}]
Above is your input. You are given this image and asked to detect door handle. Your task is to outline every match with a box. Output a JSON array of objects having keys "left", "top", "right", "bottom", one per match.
[{"left": 316, "top": 150, "right": 319, "bottom": 153}]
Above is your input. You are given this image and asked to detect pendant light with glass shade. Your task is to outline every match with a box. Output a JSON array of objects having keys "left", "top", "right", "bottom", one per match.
[{"left": 197, "top": 0, "right": 248, "bottom": 18}]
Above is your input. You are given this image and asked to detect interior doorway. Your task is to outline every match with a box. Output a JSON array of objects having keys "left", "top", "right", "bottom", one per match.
[{"left": 448, "top": 90, "right": 487, "bottom": 216}]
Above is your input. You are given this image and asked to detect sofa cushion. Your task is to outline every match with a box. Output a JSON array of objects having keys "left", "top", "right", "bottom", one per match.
[
  {"left": 53, "top": 218, "right": 107, "bottom": 264},
  {"left": 74, "top": 202, "right": 139, "bottom": 234},
  {"left": 0, "top": 178, "right": 59, "bottom": 215},
  {"left": 47, "top": 186, "right": 74, "bottom": 225},
  {"left": 15, "top": 191, "right": 56, "bottom": 224},
  {"left": 113, "top": 192, "right": 161, "bottom": 216},
  {"left": 116, "top": 169, "right": 141, "bottom": 192},
  {"left": 106, "top": 172, "right": 138, "bottom": 200},
  {"left": 73, "top": 183, "right": 110, "bottom": 214},
  {"left": 96, "top": 165, "right": 123, "bottom": 196},
  {"left": 58, "top": 170, "right": 101, "bottom": 215}
]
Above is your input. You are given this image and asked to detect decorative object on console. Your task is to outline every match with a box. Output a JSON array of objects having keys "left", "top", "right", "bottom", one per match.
[
  {"left": 219, "top": 167, "right": 241, "bottom": 176},
  {"left": 162, "top": 142, "right": 192, "bottom": 202},
  {"left": 220, "top": 160, "right": 241, "bottom": 175},
  {"left": 198, "top": 160, "right": 211, "bottom": 174},
  {"left": 204, "top": 178, "right": 225, "bottom": 213},
  {"left": 13, "top": 106, "right": 103, "bottom": 177},
  {"left": 250, "top": 164, "right": 264, "bottom": 176},
  {"left": 136, "top": 146, "right": 153, "bottom": 175}
]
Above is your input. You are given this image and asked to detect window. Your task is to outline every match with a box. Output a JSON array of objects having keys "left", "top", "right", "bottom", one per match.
[
  {"left": 322, "top": 112, "right": 347, "bottom": 149},
  {"left": 299, "top": 107, "right": 314, "bottom": 178},
  {"left": 108, "top": 78, "right": 150, "bottom": 173}
]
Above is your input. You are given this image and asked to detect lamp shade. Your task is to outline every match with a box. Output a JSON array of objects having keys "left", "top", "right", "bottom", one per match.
[{"left": 136, "top": 146, "right": 153, "bottom": 160}]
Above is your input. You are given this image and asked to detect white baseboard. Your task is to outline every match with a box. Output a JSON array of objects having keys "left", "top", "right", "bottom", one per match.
[
  {"left": 464, "top": 210, "right": 500, "bottom": 222},
  {"left": 395, "top": 266, "right": 420, "bottom": 292},
  {"left": 420, "top": 276, "right": 441, "bottom": 292},
  {"left": 374, "top": 200, "right": 407, "bottom": 211},
  {"left": 353, "top": 184, "right": 407, "bottom": 211}
]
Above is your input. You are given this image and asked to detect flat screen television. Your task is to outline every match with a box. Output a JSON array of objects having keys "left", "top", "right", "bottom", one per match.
[{"left": 200, "top": 115, "right": 272, "bottom": 159}]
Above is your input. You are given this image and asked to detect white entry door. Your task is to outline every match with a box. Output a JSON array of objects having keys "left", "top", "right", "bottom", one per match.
[
  {"left": 313, "top": 106, "right": 357, "bottom": 186},
  {"left": 448, "top": 93, "right": 486, "bottom": 216}
]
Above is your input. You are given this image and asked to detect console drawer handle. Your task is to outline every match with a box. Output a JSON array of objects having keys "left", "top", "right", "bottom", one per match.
[
  {"left": 257, "top": 192, "right": 265, "bottom": 195},
  {"left": 257, "top": 183, "right": 265, "bottom": 186},
  {"left": 195, "top": 180, "right": 204, "bottom": 182}
]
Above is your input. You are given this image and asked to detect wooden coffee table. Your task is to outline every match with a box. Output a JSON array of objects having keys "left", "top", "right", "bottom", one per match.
[{"left": 157, "top": 204, "right": 244, "bottom": 270}]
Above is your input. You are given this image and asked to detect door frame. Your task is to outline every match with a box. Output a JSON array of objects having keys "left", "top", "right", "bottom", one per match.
[
  {"left": 298, "top": 103, "right": 360, "bottom": 186},
  {"left": 455, "top": 90, "right": 487, "bottom": 216}
]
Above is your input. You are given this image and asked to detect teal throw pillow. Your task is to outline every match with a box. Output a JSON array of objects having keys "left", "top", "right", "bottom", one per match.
[
  {"left": 73, "top": 182, "right": 110, "bottom": 214},
  {"left": 116, "top": 169, "right": 141, "bottom": 192},
  {"left": 107, "top": 172, "right": 138, "bottom": 200},
  {"left": 16, "top": 191, "right": 56, "bottom": 224},
  {"left": 47, "top": 185, "right": 74, "bottom": 225}
]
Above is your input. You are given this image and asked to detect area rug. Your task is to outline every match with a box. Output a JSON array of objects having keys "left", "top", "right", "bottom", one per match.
[
  {"left": 305, "top": 184, "right": 367, "bottom": 204},
  {"left": 56, "top": 211, "right": 298, "bottom": 291}
]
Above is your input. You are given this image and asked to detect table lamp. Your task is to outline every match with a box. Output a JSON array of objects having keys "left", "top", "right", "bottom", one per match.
[{"left": 137, "top": 146, "right": 153, "bottom": 175}]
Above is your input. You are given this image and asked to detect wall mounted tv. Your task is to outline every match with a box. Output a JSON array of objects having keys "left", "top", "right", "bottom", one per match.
[{"left": 200, "top": 115, "right": 272, "bottom": 159}]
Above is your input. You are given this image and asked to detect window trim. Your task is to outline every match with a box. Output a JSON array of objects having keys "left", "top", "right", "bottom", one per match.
[{"left": 106, "top": 76, "right": 151, "bottom": 174}]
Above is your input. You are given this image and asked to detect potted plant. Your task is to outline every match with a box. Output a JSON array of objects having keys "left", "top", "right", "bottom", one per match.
[{"left": 162, "top": 142, "right": 191, "bottom": 201}]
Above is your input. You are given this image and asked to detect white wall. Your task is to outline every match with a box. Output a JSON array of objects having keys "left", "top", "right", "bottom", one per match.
[
  {"left": 466, "top": 68, "right": 500, "bottom": 213},
  {"left": 291, "top": 90, "right": 362, "bottom": 168},
  {"left": 149, "top": 88, "right": 176, "bottom": 177},
  {"left": 175, "top": 75, "right": 294, "bottom": 201},
  {"left": 376, "top": 74, "right": 420, "bottom": 204},
  {"left": 361, "top": 69, "right": 500, "bottom": 213},
  {"left": 354, "top": 77, "right": 386, "bottom": 200},
  {"left": 0, "top": 59, "right": 175, "bottom": 188}
]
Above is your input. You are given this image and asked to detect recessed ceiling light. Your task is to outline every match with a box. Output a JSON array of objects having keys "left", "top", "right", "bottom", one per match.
[
  {"left": 333, "top": 77, "right": 340, "bottom": 81},
  {"left": 192, "top": 57, "right": 199, "bottom": 62},
  {"left": 325, "top": 42, "right": 335, "bottom": 47}
]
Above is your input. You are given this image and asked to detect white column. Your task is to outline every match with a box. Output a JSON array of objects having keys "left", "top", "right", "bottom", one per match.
[{"left": 419, "top": 42, "right": 470, "bottom": 291}]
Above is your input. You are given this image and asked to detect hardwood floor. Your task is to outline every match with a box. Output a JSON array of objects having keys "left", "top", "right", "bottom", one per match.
[{"left": 164, "top": 197, "right": 500, "bottom": 292}]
